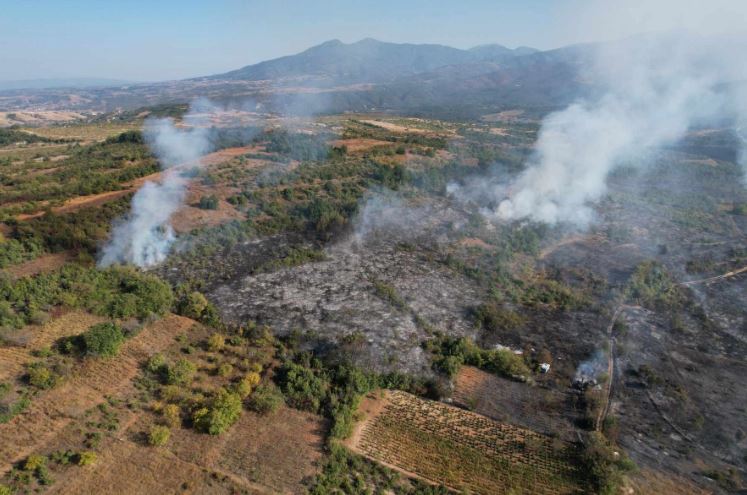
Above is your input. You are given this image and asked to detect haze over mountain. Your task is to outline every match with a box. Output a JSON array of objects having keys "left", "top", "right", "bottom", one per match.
[{"left": 208, "top": 38, "right": 539, "bottom": 85}]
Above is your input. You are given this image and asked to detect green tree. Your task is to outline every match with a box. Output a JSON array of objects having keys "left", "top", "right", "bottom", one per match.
[
  {"left": 193, "top": 388, "right": 242, "bottom": 435},
  {"left": 82, "top": 322, "right": 124, "bottom": 357}
]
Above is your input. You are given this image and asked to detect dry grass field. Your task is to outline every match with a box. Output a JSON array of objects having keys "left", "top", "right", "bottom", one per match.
[{"left": 345, "top": 390, "right": 584, "bottom": 495}]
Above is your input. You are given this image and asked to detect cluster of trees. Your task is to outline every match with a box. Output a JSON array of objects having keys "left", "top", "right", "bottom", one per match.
[
  {"left": 425, "top": 335, "right": 531, "bottom": 380},
  {"left": 59, "top": 322, "right": 125, "bottom": 358},
  {"left": 276, "top": 353, "right": 435, "bottom": 441},
  {"left": 0, "top": 265, "right": 173, "bottom": 331},
  {"left": 1, "top": 131, "right": 157, "bottom": 213},
  {"left": 0, "top": 129, "right": 60, "bottom": 147}
]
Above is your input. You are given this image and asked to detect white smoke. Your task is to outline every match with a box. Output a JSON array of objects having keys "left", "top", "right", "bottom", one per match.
[
  {"left": 493, "top": 32, "right": 747, "bottom": 227},
  {"left": 98, "top": 110, "right": 212, "bottom": 267},
  {"left": 440, "top": 0, "right": 747, "bottom": 228}
]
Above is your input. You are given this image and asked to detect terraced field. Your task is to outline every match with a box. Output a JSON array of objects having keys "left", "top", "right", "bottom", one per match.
[{"left": 347, "top": 390, "right": 584, "bottom": 495}]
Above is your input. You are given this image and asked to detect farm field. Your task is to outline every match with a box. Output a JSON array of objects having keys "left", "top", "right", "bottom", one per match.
[
  {"left": 452, "top": 366, "right": 578, "bottom": 442},
  {"left": 345, "top": 390, "right": 584, "bottom": 495},
  {"left": 0, "top": 309, "right": 327, "bottom": 494}
]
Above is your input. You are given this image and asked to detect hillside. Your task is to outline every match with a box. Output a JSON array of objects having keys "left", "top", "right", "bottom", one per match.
[{"left": 208, "top": 38, "right": 537, "bottom": 85}]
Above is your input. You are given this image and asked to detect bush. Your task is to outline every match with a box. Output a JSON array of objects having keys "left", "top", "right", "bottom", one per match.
[
  {"left": 177, "top": 291, "right": 208, "bottom": 319},
  {"left": 247, "top": 383, "right": 285, "bottom": 415},
  {"left": 580, "top": 432, "right": 635, "bottom": 495},
  {"left": 0, "top": 484, "right": 12, "bottom": 495},
  {"left": 82, "top": 322, "right": 124, "bottom": 357},
  {"left": 166, "top": 359, "right": 196, "bottom": 386},
  {"left": 162, "top": 404, "right": 181, "bottom": 428},
  {"left": 148, "top": 425, "right": 171, "bottom": 446},
  {"left": 193, "top": 388, "right": 242, "bottom": 435},
  {"left": 207, "top": 333, "right": 225, "bottom": 352},
  {"left": 27, "top": 362, "right": 59, "bottom": 389},
  {"left": 198, "top": 195, "right": 219, "bottom": 210},
  {"left": 234, "top": 372, "right": 259, "bottom": 398},
  {"left": 24, "top": 454, "right": 47, "bottom": 472},
  {"left": 474, "top": 302, "right": 524, "bottom": 333},
  {"left": 76, "top": 451, "right": 97, "bottom": 466},
  {"left": 146, "top": 353, "right": 167, "bottom": 374},
  {"left": 217, "top": 363, "right": 233, "bottom": 377},
  {"left": 278, "top": 362, "right": 329, "bottom": 413}
]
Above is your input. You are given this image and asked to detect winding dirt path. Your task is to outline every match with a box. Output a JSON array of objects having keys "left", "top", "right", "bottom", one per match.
[
  {"left": 596, "top": 305, "right": 623, "bottom": 432},
  {"left": 679, "top": 265, "right": 747, "bottom": 286},
  {"left": 13, "top": 146, "right": 256, "bottom": 222}
]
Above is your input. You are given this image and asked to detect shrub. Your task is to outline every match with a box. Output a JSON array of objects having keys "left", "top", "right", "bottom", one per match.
[
  {"left": 234, "top": 377, "right": 253, "bottom": 398},
  {"left": 82, "top": 322, "right": 124, "bottom": 357},
  {"left": 474, "top": 302, "right": 524, "bottom": 333},
  {"left": 207, "top": 333, "right": 225, "bottom": 352},
  {"left": 198, "top": 195, "right": 219, "bottom": 210},
  {"left": 177, "top": 291, "right": 208, "bottom": 319},
  {"left": 193, "top": 388, "right": 242, "bottom": 435},
  {"left": 247, "top": 383, "right": 285, "bottom": 415},
  {"left": 234, "top": 371, "right": 262, "bottom": 398},
  {"left": 146, "top": 353, "right": 167, "bottom": 374},
  {"left": 166, "top": 359, "right": 196, "bottom": 386},
  {"left": 27, "top": 362, "right": 59, "bottom": 389},
  {"left": 162, "top": 404, "right": 181, "bottom": 428},
  {"left": 0, "top": 485, "right": 11, "bottom": 495},
  {"left": 24, "top": 454, "right": 46, "bottom": 471},
  {"left": 580, "top": 432, "right": 636, "bottom": 495},
  {"left": 244, "top": 371, "right": 261, "bottom": 387},
  {"left": 278, "top": 362, "right": 329, "bottom": 413},
  {"left": 217, "top": 363, "right": 233, "bottom": 377},
  {"left": 148, "top": 425, "right": 171, "bottom": 446},
  {"left": 76, "top": 451, "right": 97, "bottom": 466}
]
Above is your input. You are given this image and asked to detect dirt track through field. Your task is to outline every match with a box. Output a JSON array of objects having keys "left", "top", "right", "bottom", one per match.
[
  {"left": 679, "top": 265, "right": 747, "bottom": 286},
  {"left": 596, "top": 305, "right": 623, "bottom": 432},
  {"left": 0, "top": 314, "right": 195, "bottom": 472},
  {"left": 13, "top": 146, "right": 256, "bottom": 222}
]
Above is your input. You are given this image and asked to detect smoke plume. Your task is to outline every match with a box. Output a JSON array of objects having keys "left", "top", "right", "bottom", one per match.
[
  {"left": 99, "top": 108, "right": 212, "bottom": 267},
  {"left": 494, "top": 32, "right": 747, "bottom": 227}
]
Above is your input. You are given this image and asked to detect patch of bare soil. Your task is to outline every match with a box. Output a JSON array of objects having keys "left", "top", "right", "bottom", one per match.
[
  {"left": 5, "top": 250, "right": 74, "bottom": 279},
  {"left": 0, "top": 314, "right": 195, "bottom": 472},
  {"left": 47, "top": 435, "right": 250, "bottom": 495},
  {"left": 0, "top": 311, "right": 105, "bottom": 381},
  {"left": 330, "top": 138, "right": 392, "bottom": 152},
  {"left": 215, "top": 406, "right": 327, "bottom": 494},
  {"left": 171, "top": 202, "right": 244, "bottom": 234},
  {"left": 0, "top": 111, "right": 85, "bottom": 127},
  {"left": 360, "top": 120, "right": 432, "bottom": 134}
]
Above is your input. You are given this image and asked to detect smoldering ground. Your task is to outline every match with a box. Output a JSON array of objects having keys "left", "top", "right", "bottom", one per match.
[{"left": 449, "top": 23, "right": 747, "bottom": 229}]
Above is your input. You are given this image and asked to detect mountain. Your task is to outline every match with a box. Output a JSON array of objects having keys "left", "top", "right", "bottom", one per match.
[{"left": 208, "top": 38, "right": 538, "bottom": 85}]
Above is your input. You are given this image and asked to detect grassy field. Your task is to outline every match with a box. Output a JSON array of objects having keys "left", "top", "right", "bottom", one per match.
[{"left": 346, "top": 390, "right": 584, "bottom": 495}]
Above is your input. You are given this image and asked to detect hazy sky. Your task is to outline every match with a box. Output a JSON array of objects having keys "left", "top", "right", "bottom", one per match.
[{"left": 2, "top": 0, "right": 745, "bottom": 81}]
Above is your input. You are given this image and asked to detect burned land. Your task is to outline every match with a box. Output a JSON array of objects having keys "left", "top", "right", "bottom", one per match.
[{"left": 0, "top": 108, "right": 746, "bottom": 495}]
